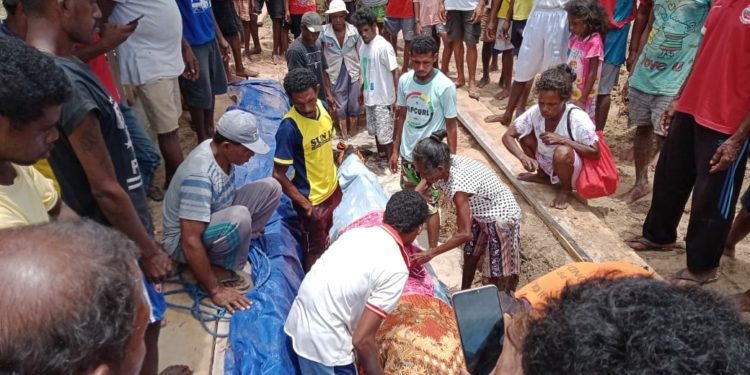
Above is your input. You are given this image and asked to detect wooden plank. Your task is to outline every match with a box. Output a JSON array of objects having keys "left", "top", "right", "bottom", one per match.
[
  {"left": 158, "top": 287, "right": 217, "bottom": 374},
  {"left": 455, "top": 91, "right": 656, "bottom": 274}
]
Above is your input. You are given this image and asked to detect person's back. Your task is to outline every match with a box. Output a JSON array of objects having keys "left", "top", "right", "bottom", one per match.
[{"left": 285, "top": 225, "right": 410, "bottom": 365}]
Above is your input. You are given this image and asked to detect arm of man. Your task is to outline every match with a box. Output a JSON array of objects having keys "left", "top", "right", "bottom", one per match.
[
  {"left": 212, "top": 9, "right": 231, "bottom": 62},
  {"left": 180, "top": 219, "right": 252, "bottom": 312},
  {"left": 486, "top": 0, "right": 501, "bottom": 40},
  {"left": 390, "top": 105, "right": 406, "bottom": 173},
  {"left": 73, "top": 22, "right": 137, "bottom": 63},
  {"left": 446, "top": 117, "right": 458, "bottom": 154},
  {"left": 626, "top": 0, "right": 653, "bottom": 72},
  {"left": 414, "top": 0, "right": 422, "bottom": 35},
  {"left": 273, "top": 164, "right": 314, "bottom": 216},
  {"left": 709, "top": 107, "right": 750, "bottom": 173},
  {"left": 97, "top": 0, "right": 116, "bottom": 21},
  {"left": 69, "top": 112, "right": 171, "bottom": 282},
  {"left": 443, "top": 82, "right": 459, "bottom": 154},
  {"left": 352, "top": 309, "right": 386, "bottom": 375},
  {"left": 182, "top": 37, "right": 200, "bottom": 81}
]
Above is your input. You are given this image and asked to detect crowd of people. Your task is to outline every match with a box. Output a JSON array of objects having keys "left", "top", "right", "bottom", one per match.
[{"left": 1, "top": 0, "right": 750, "bottom": 373}]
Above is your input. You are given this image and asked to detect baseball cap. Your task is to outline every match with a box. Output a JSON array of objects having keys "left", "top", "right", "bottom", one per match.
[
  {"left": 301, "top": 12, "right": 323, "bottom": 32},
  {"left": 215, "top": 109, "right": 270, "bottom": 154},
  {"left": 325, "top": 0, "right": 348, "bottom": 14}
]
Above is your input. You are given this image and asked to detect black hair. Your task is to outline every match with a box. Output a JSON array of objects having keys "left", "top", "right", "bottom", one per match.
[
  {"left": 565, "top": 0, "right": 609, "bottom": 37},
  {"left": 0, "top": 36, "right": 71, "bottom": 127},
  {"left": 3, "top": 0, "right": 19, "bottom": 15},
  {"left": 410, "top": 35, "right": 438, "bottom": 55},
  {"left": 0, "top": 219, "right": 141, "bottom": 375},
  {"left": 352, "top": 8, "right": 377, "bottom": 28},
  {"left": 535, "top": 64, "right": 577, "bottom": 101},
  {"left": 283, "top": 68, "right": 319, "bottom": 96},
  {"left": 212, "top": 131, "right": 238, "bottom": 145},
  {"left": 383, "top": 189, "right": 429, "bottom": 234},
  {"left": 18, "top": 0, "right": 47, "bottom": 16},
  {"left": 522, "top": 277, "right": 750, "bottom": 375},
  {"left": 412, "top": 130, "right": 451, "bottom": 174}
]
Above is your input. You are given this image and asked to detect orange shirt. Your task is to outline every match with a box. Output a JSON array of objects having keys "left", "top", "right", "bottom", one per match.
[{"left": 515, "top": 262, "right": 653, "bottom": 311}]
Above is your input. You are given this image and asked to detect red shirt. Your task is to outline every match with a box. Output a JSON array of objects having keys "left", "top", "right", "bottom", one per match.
[
  {"left": 386, "top": 0, "right": 415, "bottom": 18},
  {"left": 675, "top": 0, "right": 750, "bottom": 135},
  {"left": 76, "top": 35, "right": 121, "bottom": 103},
  {"left": 289, "top": 0, "right": 316, "bottom": 15}
]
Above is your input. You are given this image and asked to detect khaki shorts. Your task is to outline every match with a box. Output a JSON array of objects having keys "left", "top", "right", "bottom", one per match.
[{"left": 136, "top": 78, "right": 181, "bottom": 134}]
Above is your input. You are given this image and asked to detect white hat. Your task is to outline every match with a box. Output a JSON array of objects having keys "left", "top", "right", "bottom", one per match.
[
  {"left": 325, "top": 0, "right": 348, "bottom": 14},
  {"left": 216, "top": 109, "right": 270, "bottom": 154}
]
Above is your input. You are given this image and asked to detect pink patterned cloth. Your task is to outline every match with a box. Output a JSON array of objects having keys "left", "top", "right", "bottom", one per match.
[
  {"left": 338, "top": 211, "right": 435, "bottom": 296},
  {"left": 567, "top": 33, "right": 604, "bottom": 122}
]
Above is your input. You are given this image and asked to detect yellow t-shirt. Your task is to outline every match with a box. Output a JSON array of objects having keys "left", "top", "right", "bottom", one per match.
[
  {"left": 515, "top": 262, "right": 654, "bottom": 311},
  {"left": 497, "top": 0, "right": 511, "bottom": 18},
  {"left": 33, "top": 159, "right": 61, "bottom": 194},
  {"left": 274, "top": 100, "right": 338, "bottom": 206},
  {"left": 513, "top": 0, "right": 533, "bottom": 20},
  {"left": 0, "top": 164, "right": 58, "bottom": 229}
]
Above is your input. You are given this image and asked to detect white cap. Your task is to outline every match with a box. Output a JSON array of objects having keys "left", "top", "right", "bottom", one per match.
[
  {"left": 325, "top": 0, "right": 348, "bottom": 14},
  {"left": 215, "top": 109, "right": 270, "bottom": 154}
]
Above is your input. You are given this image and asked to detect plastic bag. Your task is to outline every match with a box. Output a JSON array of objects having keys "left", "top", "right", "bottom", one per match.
[{"left": 576, "top": 130, "right": 619, "bottom": 199}]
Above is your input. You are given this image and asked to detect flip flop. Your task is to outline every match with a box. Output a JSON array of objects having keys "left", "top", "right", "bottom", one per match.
[
  {"left": 218, "top": 269, "right": 241, "bottom": 285},
  {"left": 624, "top": 236, "right": 677, "bottom": 252},
  {"left": 672, "top": 268, "right": 718, "bottom": 286}
]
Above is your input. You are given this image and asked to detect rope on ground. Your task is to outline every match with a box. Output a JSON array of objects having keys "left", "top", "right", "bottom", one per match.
[{"left": 163, "top": 244, "right": 273, "bottom": 338}]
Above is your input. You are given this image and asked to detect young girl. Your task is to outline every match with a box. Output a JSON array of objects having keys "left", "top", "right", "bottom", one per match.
[{"left": 565, "top": 0, "right": 607, "bottom": 123}]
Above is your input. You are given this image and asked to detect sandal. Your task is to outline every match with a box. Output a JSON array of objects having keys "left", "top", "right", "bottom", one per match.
[
  {"left": 624, "top": 236, "right": 677, "bottom": 252},
  {"left": 219, "top": 270, "right": 253, "bottom": 291},
  {"left": 672, "top": 268, "right": 718, "bottom": 286}
]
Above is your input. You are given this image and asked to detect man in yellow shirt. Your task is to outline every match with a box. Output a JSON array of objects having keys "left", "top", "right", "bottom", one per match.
[
  {"left": 0, "top": 37, "right": 73, "bottom": 229},
  {"left": 273, "top": 68, "right": 342, "bottom": 272}
]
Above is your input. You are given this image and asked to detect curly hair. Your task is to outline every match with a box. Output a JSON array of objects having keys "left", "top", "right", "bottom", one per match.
[
  {"left": 283, "top": 68, "right": 319, "bottom": 96},
  {"left": 565, "top": 0, "right": 609, "bottom": 37},
  {"left": 383, "top": 189, "right": 429, "bottom": 234},
  {"left": 0, "top": 36, "right": 71, "bottom": 127},
  {"left": 535, "top": 64, "right": 577, "bottom": 101},
  {"left": 522, "top": 276, "right": 750, "bottom": 375},
  {"left": 0, "top": 220, "right": 141, "bottom": 375},
  {"left": 410, "top": 35, "right": 438, "bottom": 55},
  {"left": 352, "top": 8, "right": 377, "bottom": 28}
]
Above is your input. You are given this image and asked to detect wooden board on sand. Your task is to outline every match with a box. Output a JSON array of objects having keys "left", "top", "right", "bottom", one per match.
[{"left": 455, "top": 91, "right": 657, "bottom": 275}]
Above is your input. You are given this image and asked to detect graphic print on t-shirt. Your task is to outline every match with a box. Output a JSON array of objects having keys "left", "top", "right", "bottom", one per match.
[
  {"left": 192, "top": 0, "right": 211, "bottom": 13},
  {"left": 404, "top": 92, "right": 435, "bottom": 129},
  {"left": 742, "top": 5, "right": 750, "bottom": 24},
  {"left": 109, "top": 95, "right": 143, "bottom": 192},
  {"left": 305, "top": 49, "right": 324, "bottom": 72}
]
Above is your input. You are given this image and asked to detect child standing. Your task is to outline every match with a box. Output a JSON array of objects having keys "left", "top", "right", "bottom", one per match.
[{"left": 565, "top": 0, "right": 608, "bottom": 123}]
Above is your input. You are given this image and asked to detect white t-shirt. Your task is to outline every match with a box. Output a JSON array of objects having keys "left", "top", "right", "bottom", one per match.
[
  {"left": 513, "top": 103, "right": 597, "bottom": 177},
  {"left": 437, "top": 155, "right": 521, "bottom": 223},
  {"left": 284, "top": 225, "right": 409, "bottom": 366},
  {"left": 359, "top": 35, "right": 399, "bottom": 106},
  {"left": 110, "top": 0, "right": 185, "bottom": 85},
  {"left": 446, "top": 0, "right": 482, "bottom": 11}
]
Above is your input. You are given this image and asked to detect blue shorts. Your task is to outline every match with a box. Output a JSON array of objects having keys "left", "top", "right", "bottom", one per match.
[
  {"left": 297, "top": 355, "right": 358, "bottom": 375},
  {"left": 143, "top": 274, "right": 166, "bottom": 323}
]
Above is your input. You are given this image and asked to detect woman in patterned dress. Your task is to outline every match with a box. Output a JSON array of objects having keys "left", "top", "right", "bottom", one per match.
[{"left": 410, "top": 130, "right": 523, "bottom": 291}]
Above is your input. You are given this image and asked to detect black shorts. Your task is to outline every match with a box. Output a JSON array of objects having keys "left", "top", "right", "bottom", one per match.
[
  {"left": 254, "top": 0, "right": 285, "bottom": 19},
  {"left": 290, "top": 14, "right": 304, "bottom": 39},
  {"left": 446, "top": 10, "right": 481, "bottom": 45},
  {"left": 214, "top": 0, "right": 242, "bottom": 37},
  {"left": 178, "top": 41, "right": 228, "bottom": 109},
  {"left": 510, "top": 19, "right": 526, "bottom": 55}
]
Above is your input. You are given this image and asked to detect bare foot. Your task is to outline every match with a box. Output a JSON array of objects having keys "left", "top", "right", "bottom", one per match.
[
  {"left": 235, "top": 68, "right": 259, "bottom": 78},
  {"left": 454, "top": 78, "right": 466, "bottom": 88},
  {"left": 247, "top": 47, "right": 262, "bottom": 56},
  {"left": 484, "top": 113, "right": 511, "bottom": 125},
  {"left": 671, "top": 268, "right": 718, "bottom": 287},
  {"left": 551, "top": 189, "right": 571, "bottom": 209},
  {"left": 730, "top": 290, "right": 750, "bottom": 312},
  {"left": 272, "top": 54, "right": 280, "bottom": 65},
  {"left": 616, "top": 184, "right": 652, "bottom": 204},
  {"left": 159, "top": 365, "right": 194, "bottom": 375},
  {"left": 724, "top": 245, "right": 736, "bottom": 258},
  {"left": 650, "top": 151, "right": 660, "bottom": 171},
  {"left": 477, "top": 76, "right": 490, "bottom": 88},
  {"left": 493, "top": 89, "right": 510, "bottom": 101},
  {"left": 490, "top": 63, "right": 499, "bottom": 72},
  {"left": 517, "top": 171, "right": 550, "bottom": 184}
]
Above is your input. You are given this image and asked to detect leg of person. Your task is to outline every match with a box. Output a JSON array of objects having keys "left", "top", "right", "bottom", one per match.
[
  {"left": 375, "top": 105, "right": 395, "bottom": 160},
  {"left": 384, "top": 17, "right": 401, "bottom": 68},
  {"left": 291, "top": 14, "right": 303, "bottom": 39},
  {"left": 215, "top": 0, "right": 250, "bottom": 79},
  {"left": 332, "top": 66, "right": 352, "bottom": 138},
  {"left": 400, "top": 159, "right": 440, "bottom": 247},
  {"left": 463, "top": 10, "right": 481, "bottom": 98},
  {"left": 636, "top": 112, "right": 698, "bottom": 249},
  {"left": 140, "top": 276, "right": 167, "bottom": 375},
  {"left": 232, "top": 177, "right": 283, "bottom": 238},
  {"left": 478, "top": 10, "right": 492, "bottom": 88},
  {"left": 595, "top": 63, "right": 619, "bottom": 131},
  {"left": 402, "top": 18, "right": 415, "bottom": 72},
  {"left": 618, "top": 89, "right": 672, "bottom": 204},
  {"left": 678, "top": 121, "right": 749, "bottom": 284},
  {"left": 119, "top": 102, "right": 161, "bottom": 193},
  {"left": 499, "top": 49, "right": 513, "bottom": 90},
  {"left": 724, "top": 188, "right": 750, "bottom": 258},
  {"left": 346, "top": 77, "right": 361, "bottom": 136},
  {"left": 297, "top": 354, "right": 338, "bottom": 375},
  {"left": 299, "top": 186, "right": 343, "bottom": 272},
  {"left": 480, "top": 220, "right": 521, "bottom": 292},
  {"left": 203, "top": 205, "right": 255, "bottom": 274},
  {"left": 272, "top": 19, "right": 283, "bottom": 63},
  {"left": 207, "top": 39, "right": 229, "bottom": 138},
  {"left": 462, "top": 219, "right": 483, "bottom": 289},
  {"left": 445, "top": 11, "right": 465, "bottom": 86},
  {"left": 136, "top": 78, "right": 185, "bottom": 188},
  {"left": 179, "top": 42, "right": 214, "bottom": 141},
  {"left": 551, "top": 144, "right": 576, "bottom": 209},
  {"left": 249, "top": 15, "right": 262, "bottom": 54}
]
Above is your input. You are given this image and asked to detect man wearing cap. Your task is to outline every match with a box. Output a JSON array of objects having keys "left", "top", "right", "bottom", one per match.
[
  {"left": 287, "top": 11, "right": 336, "bottom": 109},
  {"left": 163, "top": 109, "right": 282, "bottom": 311},
  {"left": 321, "top": 0, "right": 361, "bottom": 139}
]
